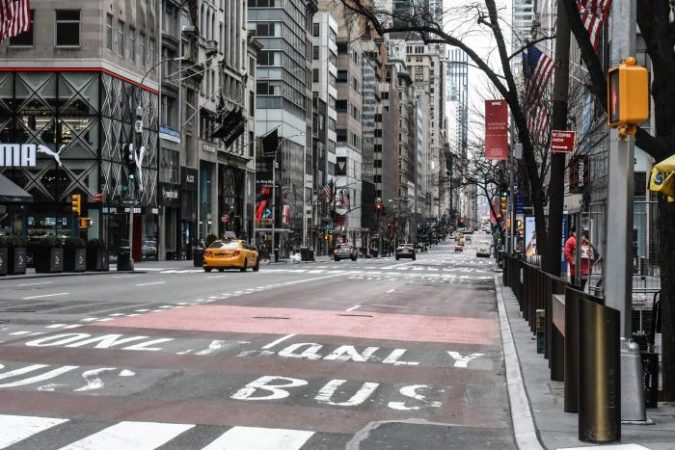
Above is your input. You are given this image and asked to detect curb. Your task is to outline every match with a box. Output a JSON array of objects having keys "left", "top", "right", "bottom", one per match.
[
  {"left": 0, "top": 270, "right": 146, "bottom": 281},
  {"left": 494, "top": 274, "right": 545, "bottom": 450}
]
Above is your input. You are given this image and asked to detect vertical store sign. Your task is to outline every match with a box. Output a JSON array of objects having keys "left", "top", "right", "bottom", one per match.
[{"left": 484, "top": 100, "right": 509, "bottom": 160}]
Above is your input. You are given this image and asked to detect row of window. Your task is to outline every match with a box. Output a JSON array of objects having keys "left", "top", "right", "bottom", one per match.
[
  {"left": 10, "top": 10, "right": 79, "bottom": 47},
  {"left": 105, "top": 14, "right": 156, "bottom": 68}
]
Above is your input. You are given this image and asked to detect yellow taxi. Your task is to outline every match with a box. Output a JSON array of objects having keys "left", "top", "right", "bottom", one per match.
[{"left": 203, "top": 239, "right": 259, "bottom": 272}]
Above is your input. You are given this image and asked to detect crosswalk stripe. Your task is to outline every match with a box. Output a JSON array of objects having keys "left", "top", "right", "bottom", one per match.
[
  {"left": 202, "top": 426, "right": 314, "bottom": 450},
  {"left": 0, "top": 414, "right": 68, "bottom": 449},
  {"left": 58, "top": 421, "right": 194, "bottom": 450}
]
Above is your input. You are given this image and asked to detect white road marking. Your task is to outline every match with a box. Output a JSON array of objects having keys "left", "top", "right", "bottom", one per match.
[
  {"left": 108, "top": 313, "right": 125, "bottom": 317},
  {"left": 135, "top": 281, "right": 165, "bottom": 287},
  {"left": 22, "top": 292, "right": 69, "bottom": 300},
  {"left": 0, "top": 414, "right": 67, "bottom": 448},
  {"left": 46, "top": 324, "right": 68, "bottom": 329},
  {"left": 81, "top": 318, "right": 100, "bottom": 322},
  {"left": 15, "top": 281, "right": 53, "bottom": 287},
  {"left": 58, "top": 421, "right": 194, "bottom": 450},
  {"left": 134, "top": 309, "right": 151, "bottom": 312},
  {"left": 9, "top": 331, "right": 32, "bottom": 336},
  {"left": 202, "top": 426, "right": 314, "bottom": 450},
  {"left": 386, "top": 289, "right": 395, "bottom": 294},
  {"left": 345, "top": 304, "right": 361, "bottom": 312},
  {"left": 74, "top": 367, "right": 117, "bottom": 392},
  {"left": 262, "top": 334, "right": 296, "bottom": 350},
  {"left": 96, "top": 318, "right": 114, "bottom": 322}
]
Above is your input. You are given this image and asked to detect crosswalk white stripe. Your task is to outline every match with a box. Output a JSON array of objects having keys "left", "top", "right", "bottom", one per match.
[
  {"left": 58, "top": 421, "right": 194, "bottom": 450},
  {"left": 202, "top": 426, "right": 314, "bottom": 450},
  {"left": 0, "top": 414, "right": 68, "bottom": 449}
]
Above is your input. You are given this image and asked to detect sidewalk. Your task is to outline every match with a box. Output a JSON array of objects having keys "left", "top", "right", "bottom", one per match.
[{"left": 495, "top": 275, "right": 675, "bottom": 449}]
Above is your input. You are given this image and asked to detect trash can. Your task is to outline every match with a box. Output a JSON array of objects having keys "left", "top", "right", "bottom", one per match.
[
  {"left": 273, "top": 248, "right": 279, "bottom": 263},
  {"left": 117, "top": 246, "right": 134, "bottom": 271},
  {"left": 193, "top": 247, "right": 204, "bottom": 267}
]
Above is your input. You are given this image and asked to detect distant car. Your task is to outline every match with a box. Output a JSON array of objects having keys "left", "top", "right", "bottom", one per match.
[
  {"left": 334, "top": 242, "right": 357, "bottom": 261},
  {"left": 476, "top": 242, "right": 491, "bottom": 258},
  {"left": 396, "top": 244, "right": 416, "bottom": 260},
  {"left": 203, "top": 239, "right": 259, "bottom": 272},
  {"left": 455, "top": 245, "right": 464, "bottom": 252}
]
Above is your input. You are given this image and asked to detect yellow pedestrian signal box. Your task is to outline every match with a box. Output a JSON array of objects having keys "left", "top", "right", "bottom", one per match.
[
  {"left": 71, "top": 194, "right": 81, "bottom": 215},
  {"left": 607, "top": 56, "right": 649, "bottom": 132},
  {"left": 79, "top": 217, "right": 93, "bottom": 228},
  {"left": 649, "top": 154, "right": 675, "bottom": 202}
]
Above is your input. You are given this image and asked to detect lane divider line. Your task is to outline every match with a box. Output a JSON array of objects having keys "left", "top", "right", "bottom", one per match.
[{"left": 22, "top": 292, "right": 69, "bottom": 300}]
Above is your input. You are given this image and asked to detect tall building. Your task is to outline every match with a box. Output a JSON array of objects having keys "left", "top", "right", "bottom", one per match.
[
  {"left": 512, "top": 0, "right": 535, "bottom": 52},
  {"left": 310, "top": 11, "right": 338, "bottom": 254},
  {"left": 0, "top": 1, "right": 160, "bottom": 260},
  {"left": 249, "top": 0, "right": 316, "bottom": 256},
  {"left": 446, "top": 48, "right": 469, "bottom": 224}
]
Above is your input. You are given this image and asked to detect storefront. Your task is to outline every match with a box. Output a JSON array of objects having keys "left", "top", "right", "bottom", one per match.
[
  {"left": 0, "top": 70, "right": 159, "bottom": 255},
  {"left": 180, "top": 167, "right": 197, "bottom": 258}
]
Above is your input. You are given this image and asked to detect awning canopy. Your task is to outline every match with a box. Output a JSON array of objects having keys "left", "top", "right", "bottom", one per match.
[{"left": 0, "top": 173, "right": 33, "bottom": 203}]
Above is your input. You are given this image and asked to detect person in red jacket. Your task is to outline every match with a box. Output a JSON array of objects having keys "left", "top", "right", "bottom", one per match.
[{"left": 564, "top": 228, "right": 577, "bottom": 284}]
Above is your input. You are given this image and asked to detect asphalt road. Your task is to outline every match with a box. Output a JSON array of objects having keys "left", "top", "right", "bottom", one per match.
[{"left": 0, "top": 235, "right": 516, "bottom": 449}]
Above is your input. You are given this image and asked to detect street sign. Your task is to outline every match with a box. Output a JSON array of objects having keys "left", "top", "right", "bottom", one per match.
[
  {"left": 515, "top": 194, "right": 525, "bottom": 214},
  {"left": 550, "top": 130, "right": 576, "bottom": 153}
]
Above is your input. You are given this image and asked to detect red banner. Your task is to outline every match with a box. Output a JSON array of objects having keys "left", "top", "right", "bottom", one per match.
[{"left": 485, "top": 100, "right": 509, "bottom": 160}]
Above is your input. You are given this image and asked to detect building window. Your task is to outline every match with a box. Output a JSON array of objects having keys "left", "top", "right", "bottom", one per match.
[
  {"left": 117, "top": 20, "right": 125, "bottom": 56},
  {"left": 129, "top": 28, "right": 136, "bottom": 62},
  {"left": 55, "top": 10, "right": 80, "bottom": 46},
  {"left": 335, "top": 100, "right": 347, "bottom": 112},
  {"left": 103, "top": 14, "right": 113, "bottom": 50},
  {"left": 149, "top": 38, "right": 156, "bottom": 66},
  {"left": 312, "top": 45, "right": 319, "bottom": 60},
  {"left": 312, "top": 68, "right": 319, "bottom": 82},
  {"left": 312, "top": 23, "right": 319, "bottom": 37},
  {"left": 336, "top": 129, "right": 347, "bottom": 142},
  {"left": 139, "top": 32, "right": 146, "bottom": 65},
  {"left": 337, "top": 70, "right": 348, "bottom": 82},
  {"left": 10, "top": 10, "right": 34, "bottom": 46},
  {"left": 255, "top": 22, "right": 270, "bottom": 36}
]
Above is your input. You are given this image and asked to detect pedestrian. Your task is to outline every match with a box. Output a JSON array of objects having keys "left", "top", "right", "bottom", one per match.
[
  {"left": 564, "top": 228, "right": 577, "bottom": 285},
  {"left": 579, "top": 233, "right": 597, "bottom": 291}
]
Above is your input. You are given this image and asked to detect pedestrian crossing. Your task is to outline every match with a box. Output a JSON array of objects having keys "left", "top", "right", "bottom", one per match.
[{"left": 0, "top": 414, "right": 317, "bottom": 450}]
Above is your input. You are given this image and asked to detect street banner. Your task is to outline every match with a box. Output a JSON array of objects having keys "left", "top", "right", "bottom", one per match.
[
  {"left": 550, "top": 130, "right": 576, "bottom": 153},
  {"left": 525, "top": 216, "right": 536, "bottom": 257},
  {"left": 485, "top": 100, "right": 509, "bottom": 160}
]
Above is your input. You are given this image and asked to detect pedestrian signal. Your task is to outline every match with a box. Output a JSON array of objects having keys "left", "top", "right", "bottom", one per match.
[
  {"left": 79, "top": 217, "right": 93, "bottom": 228},
  {"left": 607, "top": 57, "right": 649, "bottom": 134}
]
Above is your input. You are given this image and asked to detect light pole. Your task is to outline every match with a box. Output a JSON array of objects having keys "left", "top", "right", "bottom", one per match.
[{"left": 271, "top": 132, "right": 304, "bottom": 262}]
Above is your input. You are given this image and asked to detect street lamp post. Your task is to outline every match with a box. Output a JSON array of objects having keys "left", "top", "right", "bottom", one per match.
[{"left": 271, "top": 132, "right": 304, "bottom": 262}]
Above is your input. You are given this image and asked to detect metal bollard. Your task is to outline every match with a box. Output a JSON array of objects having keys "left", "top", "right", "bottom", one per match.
[
  {"left": 578, "top": 297, "right": 620, "bottom": 443},
  {"left": 620, "top": 338, "right": 648, "bottom": 422}
]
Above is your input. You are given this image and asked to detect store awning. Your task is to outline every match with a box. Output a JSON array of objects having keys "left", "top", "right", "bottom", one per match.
[{"left": 0, "top": 173, "right": 33, "bottom": 203}]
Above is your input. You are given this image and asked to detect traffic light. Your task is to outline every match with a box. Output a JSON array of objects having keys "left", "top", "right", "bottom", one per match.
[
  {"left": 649, "top": 154, "right": 675, "bottom": 202},
  {"left": 375, "top": 199, "right": 383, "bottom": 214},
  {"left": 607, "top": 56, "right": 649, "bottom": 133},
  {"left": 71, "top": 194, "right": 81, "bottom": 215},
  {"left": 500, "top": 191, "right": 508, "bottom": 215}
]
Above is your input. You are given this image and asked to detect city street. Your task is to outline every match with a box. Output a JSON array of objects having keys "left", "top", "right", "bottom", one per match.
[{"left": 0, "top": 237, "right": 516, "bottom": 449}]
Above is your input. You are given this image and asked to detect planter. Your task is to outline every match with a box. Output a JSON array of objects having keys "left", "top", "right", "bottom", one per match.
[
  {"left": 8, "top": 247, "right": 26, "bottom": 274},
  {"left": 0, "top": 247, "right": 7, "bottom": 275},
  {"left": 34, "top": 247, "right": 64, "bottom": 273},
  {"left": 65, "top": 248, "right": 86, "bottom": 272},
  {"left": 86, "top": 248, "right": 109, "bottom": 271}
]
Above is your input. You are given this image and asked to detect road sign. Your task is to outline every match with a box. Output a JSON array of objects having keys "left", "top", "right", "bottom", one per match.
[{"left": 550, "top": 130, "right": 576, "bottom": 153}]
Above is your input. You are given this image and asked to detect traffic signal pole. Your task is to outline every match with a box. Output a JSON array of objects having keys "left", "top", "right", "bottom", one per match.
[{"left": 605, "top": 0, "right": 636, "bottom": 339}]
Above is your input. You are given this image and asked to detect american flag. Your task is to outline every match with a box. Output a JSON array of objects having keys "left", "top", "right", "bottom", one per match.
[
  {"left": 0, "top": 0, "right": 31, "bottom": 42},
  {"left": 323, "top": 178, "right": 334, "bottom": 201},
  {"left": 340, "top": 189, "right": 351, "bottom": 209},
  {"left": 577, "top": 0, "right": 611, "bottom": 51},
  {"left": 527, "top": 102, "right": 550, "bottom": 145},
  {"left": 522, "top": 44, "right": 553, "bottom": 106}
]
